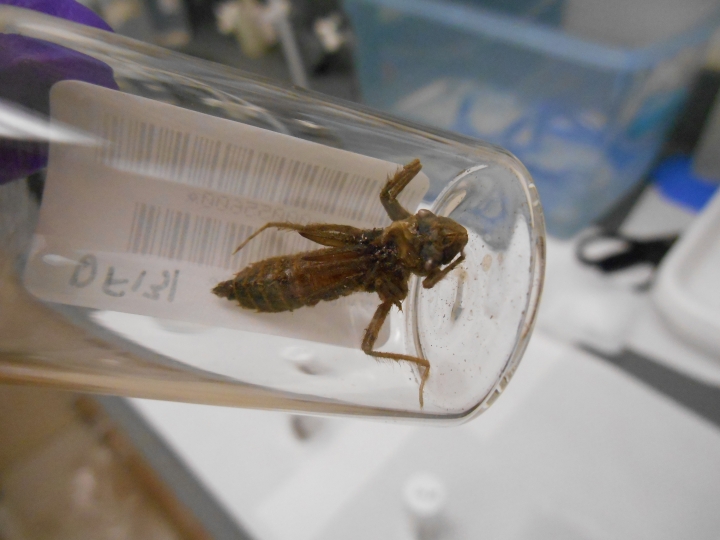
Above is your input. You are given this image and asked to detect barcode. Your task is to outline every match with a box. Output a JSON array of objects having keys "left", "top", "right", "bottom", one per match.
[
  {"left": 97, "top": 114, "right": 416, "bottom": 227},
  {"left": 127, "top": 202, "right": 319, "bottom": 270}
]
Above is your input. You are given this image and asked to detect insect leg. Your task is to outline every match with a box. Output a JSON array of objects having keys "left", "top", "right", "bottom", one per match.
[
  {"left": 380, "top": 159, "right": 422, "bottom": 221},
  {"left": 422, "top": 252, "right": 466, "bottom": 289},
  {"left": 233, "top": 222, "right": 293, "bottom": 254},
  {"left": 233, "top": 222, "right": 364, "bottom": 254},
  {"left": 362, "top": 300, "right": 430, "bottom": 407},
  {"left": 296, "top": 224, "right": 364, "bottom": 247},
  {"left": 373, "top": 276, "right": 407, "bottom": 311}
]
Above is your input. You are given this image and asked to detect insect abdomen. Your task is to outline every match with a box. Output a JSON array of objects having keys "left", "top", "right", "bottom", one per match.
[
  {"left": 212, "top": 252, "right": 366, "bottom": 313},
  {"left": 213, "top": 256, "right": 304, "bottom": 312}
]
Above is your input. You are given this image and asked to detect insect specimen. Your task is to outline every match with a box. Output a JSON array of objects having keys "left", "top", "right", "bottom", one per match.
[{"left": 212, "top": 159, "right": 468, "bottom": 406}]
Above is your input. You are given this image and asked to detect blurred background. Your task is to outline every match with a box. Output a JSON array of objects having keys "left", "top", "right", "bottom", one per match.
[{"left": 2, "top": 0, "right": 720, "bottom": 538}]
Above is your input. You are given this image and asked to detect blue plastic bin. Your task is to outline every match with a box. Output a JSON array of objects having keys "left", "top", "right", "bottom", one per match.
[{"left": 344, "top": 0, "right": 720, "bottom": 237}]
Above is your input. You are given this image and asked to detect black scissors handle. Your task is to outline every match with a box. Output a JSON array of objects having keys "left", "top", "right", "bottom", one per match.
[{"left": 576, "top": 232, "right": 677, "bottom": 273}]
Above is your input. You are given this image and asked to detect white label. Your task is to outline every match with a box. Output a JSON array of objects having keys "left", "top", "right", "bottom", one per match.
[{"left": 24, "top": 81, "right": 428, "bottom": 348}]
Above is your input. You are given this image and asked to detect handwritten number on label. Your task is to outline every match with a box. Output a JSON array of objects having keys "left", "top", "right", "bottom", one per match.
[
  {"left": 69, "top": 254, "right": 97, "bottom": 288},
  {"left": 142, "top": 270, "right": 180, "bottom": 301},
  {"left": 68, "top": 255, "right": 179, "bottom": 302},
  {"left": 143, "top": 270, "right": 170, "bottom": 300},
  {"left": 102, "top": 266, "right": 129, "bottom": 297},
  {"left": 168, "top": 270, "right": 180, "bottom": 302},
  {"left": 131, "top": 270, "right": 146, "bottom": 292}
]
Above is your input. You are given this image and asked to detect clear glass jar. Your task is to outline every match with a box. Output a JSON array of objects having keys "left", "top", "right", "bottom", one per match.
[{"left": 0, "top": 6, "right": 544, "bottom": 422}]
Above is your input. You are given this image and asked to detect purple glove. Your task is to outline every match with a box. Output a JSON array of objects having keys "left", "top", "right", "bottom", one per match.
[{"left": 0, "top": 0, "right": 118, "bottom": 184}]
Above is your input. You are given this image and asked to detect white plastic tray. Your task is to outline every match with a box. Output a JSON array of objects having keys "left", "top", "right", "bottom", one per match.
[{"left": 654, "top": 188, "right": 720, "bottom": 358}]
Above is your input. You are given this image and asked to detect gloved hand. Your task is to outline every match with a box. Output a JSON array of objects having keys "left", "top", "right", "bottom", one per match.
[{"left": 0, "top": 0, "right": 117, "bottom": 184}]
